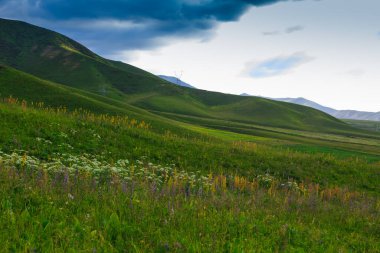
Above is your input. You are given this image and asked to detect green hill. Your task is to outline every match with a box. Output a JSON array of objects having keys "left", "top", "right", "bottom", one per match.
[
  {"left": 0, "top": 18, "right": 363, "bottom": 135},
  {"left": 0, "top": 65, "right": 213, "bottom": 137},
  {"left": 0, "top": 65, "right": 162, "bottom": 118},
  {"left": 0, "top": 18, "right": 170, "bottom": 99}
]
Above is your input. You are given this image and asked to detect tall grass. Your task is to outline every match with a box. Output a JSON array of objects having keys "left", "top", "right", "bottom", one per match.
[
  {"left": 0, "top": 97, "right": 379, "bottom": 251},
  {"left": 0, "top": 97, "right": 379, "bottom": 194},
  {"left": 2, "top": 96, "right": 151, "bottom": 130},
  {"left": 1, "top": 151, "right": 379, "bottom": 252}
]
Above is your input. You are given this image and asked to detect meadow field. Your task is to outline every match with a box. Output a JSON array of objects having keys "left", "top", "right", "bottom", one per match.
[{"left": 0, "top": 98, "right": 379, "bottom": 252}]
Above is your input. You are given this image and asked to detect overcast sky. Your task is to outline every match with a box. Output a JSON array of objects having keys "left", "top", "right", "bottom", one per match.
[{"left": 1, "top": 0, "right": 379, "bottom": 111}]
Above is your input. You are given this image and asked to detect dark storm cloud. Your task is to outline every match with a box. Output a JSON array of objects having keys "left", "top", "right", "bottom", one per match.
[
  {"left": 39, "top": 0, "right": 283, "bottom": 21},
  {"left": 0, "top": 0, "right": 298, "bottom": 55}
]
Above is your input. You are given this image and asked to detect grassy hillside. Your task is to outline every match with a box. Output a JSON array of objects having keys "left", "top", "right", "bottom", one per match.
[
  {"left": 128, "top": 88, "right": 360, "bottom": 134},
  {"left": 1, "top": 64, "right": 380, "bottom": 158},
  {"left": 0, "top": 100, "right": 379, "bottom": 251},
  {"left": 0, "top": 18, "right": 169, "bottom": 98},
  {"left": 1, "top": 97, "right": 379, "bottom": 193},
  {"left": 0, "top": 65, "right": 138, "bottom": 115},
  {"left": 0, "top": 65, "right": 211, "bottom": 136},
  {"left": 344, "top": 119, "right": 380, "bottom": 132},
  {"left": 0, "top": 18, "right": 367, "bottom": 134}
]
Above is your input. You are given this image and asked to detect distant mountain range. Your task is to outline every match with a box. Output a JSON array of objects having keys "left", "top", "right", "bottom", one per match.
[
  {"left": 242, "top": 94, "right": 380, "bottom": 122},
  {"left": 272, "top": 97, "right": 380, "bottom": 122},
  {"left": 157, "top": 75, "right": 195, "bottom": 88}
]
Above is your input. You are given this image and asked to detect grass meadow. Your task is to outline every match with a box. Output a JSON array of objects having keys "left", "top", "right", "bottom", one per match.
[{"left": 0, "top": 98, "right": 379, "bottom": 252}]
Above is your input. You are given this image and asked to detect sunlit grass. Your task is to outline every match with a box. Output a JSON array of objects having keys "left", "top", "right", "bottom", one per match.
[{"left": 0, "top": 97, "right": 379, "bottom": 251}]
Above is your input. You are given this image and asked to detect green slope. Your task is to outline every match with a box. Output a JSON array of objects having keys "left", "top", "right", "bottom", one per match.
[
  {"left": 0, "top": 65, "right": 231, "bottom": 139},
  {"left": 0, "top": 64, "right": 196, "bottom": 135},
  {"left": 0, "top": 98, "right": 378, "bottom": 252},
  {"left": 0, "top": 18, "right": 368, "bottom": 135},
  {"left": 0, "top": 18, "right": 174, "bottom": 98},
  {"left": 343, "top": 119, "right": 380, "bottom": 132},
  {"left": 0, "top": 65, "right": 147, "bottom": 116}
]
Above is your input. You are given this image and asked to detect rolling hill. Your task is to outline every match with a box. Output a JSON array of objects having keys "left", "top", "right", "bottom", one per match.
[
  {"left": 0, "top": 18, "right": 371, "bottom": 135},
  {"left": 0, "top": 65, "right": 149, "bottom": 116},
  {"left": 0, "top": 18, "right": 174, "bottom": 99},
  {"left": 0, "top": 64, "right": 218, "bottom": 137}
]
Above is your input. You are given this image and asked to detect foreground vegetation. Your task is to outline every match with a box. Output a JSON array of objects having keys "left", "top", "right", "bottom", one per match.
[
  {"left": 0, "top": 98, "right": 379, "bottom": 251},
  {"left": 1, "top": 98, "right": 379, "bottom": 194},
  {"left": 1, "top": 150, "right": 379, "bottom": 252}
]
